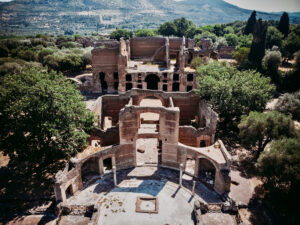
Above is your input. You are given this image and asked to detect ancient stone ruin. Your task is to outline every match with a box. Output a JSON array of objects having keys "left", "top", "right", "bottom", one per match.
[{"left": 54, "top": 37, "right": 236, "bottom": 225}]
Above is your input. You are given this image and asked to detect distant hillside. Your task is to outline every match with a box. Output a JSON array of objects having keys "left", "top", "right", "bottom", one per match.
[{"left": 0, "top": 0, "right": 299, "bottom": 35}]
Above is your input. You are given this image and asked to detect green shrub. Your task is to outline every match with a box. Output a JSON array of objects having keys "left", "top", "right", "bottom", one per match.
[{"left": 275, "top": 91, "right": 300, "bottom": 121}]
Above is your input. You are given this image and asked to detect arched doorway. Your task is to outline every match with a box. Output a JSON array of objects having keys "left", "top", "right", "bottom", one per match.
[
  {"left": 81, "top": 157, "right": 100, "bottom": 185},
  {"left": 145, "top": 74, "right": 160, "bottom": 90},
  {"left": 198, "top": 158, "right": 216, "bottom": 187}
]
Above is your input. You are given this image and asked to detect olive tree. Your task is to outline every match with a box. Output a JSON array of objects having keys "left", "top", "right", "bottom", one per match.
[
  {"left": 239, "top": 111, "right": 296, "bottom": 157},
  {"left": 0, "top": 69, "right": 95, "bottom": 164},
  {"left": 196, "top": 62, "right": 275, "bottom": 125}
]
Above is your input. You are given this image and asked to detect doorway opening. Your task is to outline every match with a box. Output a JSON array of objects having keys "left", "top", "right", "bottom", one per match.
[
  {"left": 103, "top": 157, "right": 112, "bottom": 173},
  {"left": 145, "top": 74, "right": 160, "bottom": 90},
  {"left": 198, "top": 158, "right": 216, "bottom": 187},
  {"left": 99, "top": 72, "right": 108, "bottom": 93}
]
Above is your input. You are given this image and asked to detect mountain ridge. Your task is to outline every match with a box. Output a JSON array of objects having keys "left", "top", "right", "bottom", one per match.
[{"left": 0, "top": 0, "right": 299, "bottom": 35}]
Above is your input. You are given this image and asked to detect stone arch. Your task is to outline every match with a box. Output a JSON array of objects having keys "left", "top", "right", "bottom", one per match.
[
  {"left": 81, "top": 156, "right": 100, "bottom": 185},
  {"left": 197, "top": 156, "right": 217, "bottom": 187},
  {"left": 145, "top": 74, "right": 160, "bottom": 90},
  {"left": 136, "top": 93, "right": 166, "bottom": 107}
]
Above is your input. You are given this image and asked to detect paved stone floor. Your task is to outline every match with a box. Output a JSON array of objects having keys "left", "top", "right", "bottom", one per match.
[
  {"left": 98, "top": 179, "right": 195, "bottom": 225},
  {"left": 136, "top": 138, "right": 159, "bottom": 165}
]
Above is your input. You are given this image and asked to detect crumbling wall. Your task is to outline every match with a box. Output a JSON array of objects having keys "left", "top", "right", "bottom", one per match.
[
  {"left": 130, "top": 37, "right": 166, "bottom": 63},
  {"left": 89, "top": 126, "right": 119, "bottom": 146},
  {"left": 198, "top": 100, "right": 218, "bottom": 143}
]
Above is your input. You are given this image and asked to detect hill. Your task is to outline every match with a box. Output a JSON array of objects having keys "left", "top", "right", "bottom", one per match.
[{"left": 0, "top": 0, "right": 299, "bottom": 35}]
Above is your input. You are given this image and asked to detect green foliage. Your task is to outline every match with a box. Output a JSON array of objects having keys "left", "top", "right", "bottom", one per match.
[
  {"left": 262, "top": 49, "right": 282, "bottom": 83},
  {"left": 0, "top": 43, "right": 9, "bottom": 57},
  {"left": 190, "top": 57, "right": 203, "bottom": 69},
  {"left": 173, "top": 17, "right": 194, "bottom": 37},
  {"left": 110, "top": 29, "right": 133, "bottom": 41},
  {"left": 134, "top": 29, "right": 156, "bottom": 37},
  {"left": 233, "top": 47, "right": 250, "bottom": 68},
  {"left": 0, "top": 62, "right": 22, "bottom": 76},
  {"left": 158, "top": 22, "right": 177, "bottom": 36},
  {"left": 196, "top": 62, "right": 275, "bottom": 125},
  {"left": 17, "top": 49, "right": 38, "bottom": 62},
  {"left": 224, "top": 26, "right": 234, "bottom": 34},
  {"left": 248, "top": 19, "right": 268, "bottom": 69},
  {"left": 278, "top": 12, "right": 290, "bottom": 37},
  {"left": 194, "top": 31, "right": 217, "bottom": 44},
  {"left": 244, "top": 11, "right": 256, "bottom": 35},
  {"left": 282, "top": 28, "right": 300, "bottom": 59},
  {"left": 158, "top": 17, "right": 194, "bottom": 37},
  {"left": 265, "top": 26, "right": 283, "bottom": 49},
  {"left": 275, "top": 91, "right": 300, "bottom": 121},
  {"left": 257, "top": 138, "right": 300, "bottom": 197},
  {"left": 0, "top": 69, "right": 95, "bottom": 163},
  {"left": 59, "top": 41, "right": 81, "bottom": 49},
  {"left": 214, "top": 37, "right": 228, "bottom": 50},
  {"left": 239, "top": 111, "right": 296, "bottom": 156},
  {"left": 224, "top": 33, "right": 238, "bottom": 46},
  {"left": 38, "top": 48, "right": 55, "bottom": 63}
]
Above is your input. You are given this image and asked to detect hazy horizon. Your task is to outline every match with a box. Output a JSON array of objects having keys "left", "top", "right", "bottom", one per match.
[{"left": 224, "top": 0, "right": 300, "bottom": 13}]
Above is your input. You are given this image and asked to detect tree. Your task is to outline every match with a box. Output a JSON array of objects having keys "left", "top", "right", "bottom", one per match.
[
  {"left": 196, "top": 62, "right": 275, "bottom": 125},
  {"left": 110, "top": 29, "right": 132, "bottom": 41},
  {"left": 190, "top": 57, "right": 203, "bottom": 69},
  {"left": 275, "top": 91, "right": 300, "bottom": 122},
  {"left": 214, "top": 37, "right": 228, "bottom": 50},
  {"left": 265, "top": 26, "right": 283, "bottom": 49},
  {"left": 194, "top": 31, "right": 217, "bottom": 44},
  {"left": 278, "top": 12, "right": 290, "bottom": 37},
  {"left": 262, "top": 48, "right": 282, "bottom": 83},
  {"left": 224, "top": 33, "right": 238, "bottom": 46},
  {"left": 239, "top": 111, "right": 296, "bottom": 157},
  {"left": 257, "top": 138, "right": 300, "bottom": 199},
  {"left": 233, "top": 47, "right": 250, "bottom": 69},
  {"left": 248, "top": 19, "right": 268, "bottom": 69},
  {"left": 0, "top": 69, "right": 95, "bottom": 163},
  {"left": 158, "top": 22, "right": 177, "bottom": 36},
  {"left": 244, "top": 11, "right": 256, "bottom": 35},
  {"left": 134, "top": 29, "right": 156, "bottom": 37},
  {"left": 173, "top": 17, "right": 194, "bottom": 37},
  {"left": 282, "top": 29, "right": 300, "bottom": 60}
]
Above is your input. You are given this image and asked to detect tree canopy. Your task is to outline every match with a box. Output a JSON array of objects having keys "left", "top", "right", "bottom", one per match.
[
  {"left": 196, "top": 62, "right": 275, "bottom": 125},
  {"left": 110, "top": 29, "right": 133, "bottom": 41},
  {"left": 275, "top": 91, "right": 300, "bottom": 122},
  {"left": 257, "top": 138, "right": 300, "bottom": 201},
  {"left": 239, "top": 111, "right": 296, "bottom": 157},
  {"left": 0, "top": 69, "right": 95, "bottom": 163}
]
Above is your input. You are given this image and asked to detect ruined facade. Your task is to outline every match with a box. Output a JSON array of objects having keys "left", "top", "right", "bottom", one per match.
[
  {"left": 54, "top": 38, "right": 233, "bottom": 223},
  {"left": 77, "top": 37, "right": 202, "bottom": 94},
  {"left": 55, "top": 89, "right": 231, "bottom": 203}
]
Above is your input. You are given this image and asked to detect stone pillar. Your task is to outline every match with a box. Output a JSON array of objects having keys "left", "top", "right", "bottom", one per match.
[
  {"left": 194, "top": 157, "right": 199, "bottom": 177},
  {"left": 99, "top": 158, "right": 104, "bottom": 176},
  {"left": 113, "top": 166, "right": 117, "bottom": 186},
  {"left": 179, "top": 163, "right": 183, "bottom": 187},
  {"left": 192, "top": 180, "right": 196, "bottom": 196}
]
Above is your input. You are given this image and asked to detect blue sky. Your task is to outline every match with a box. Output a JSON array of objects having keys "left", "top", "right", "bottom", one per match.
[{"left": 224, "top": 0, "right": 300, "bottom": 12}]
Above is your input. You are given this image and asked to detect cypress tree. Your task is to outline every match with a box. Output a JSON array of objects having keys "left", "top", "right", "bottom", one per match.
[
  {"left": 244, "top": 11, "right": 257, "bottom": 35},
  {"left": 278, "top": 12, "right": 289, "bottom": 37},
  {"left": 248, "top": 19, "right": 268, "bottom": 69}
]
